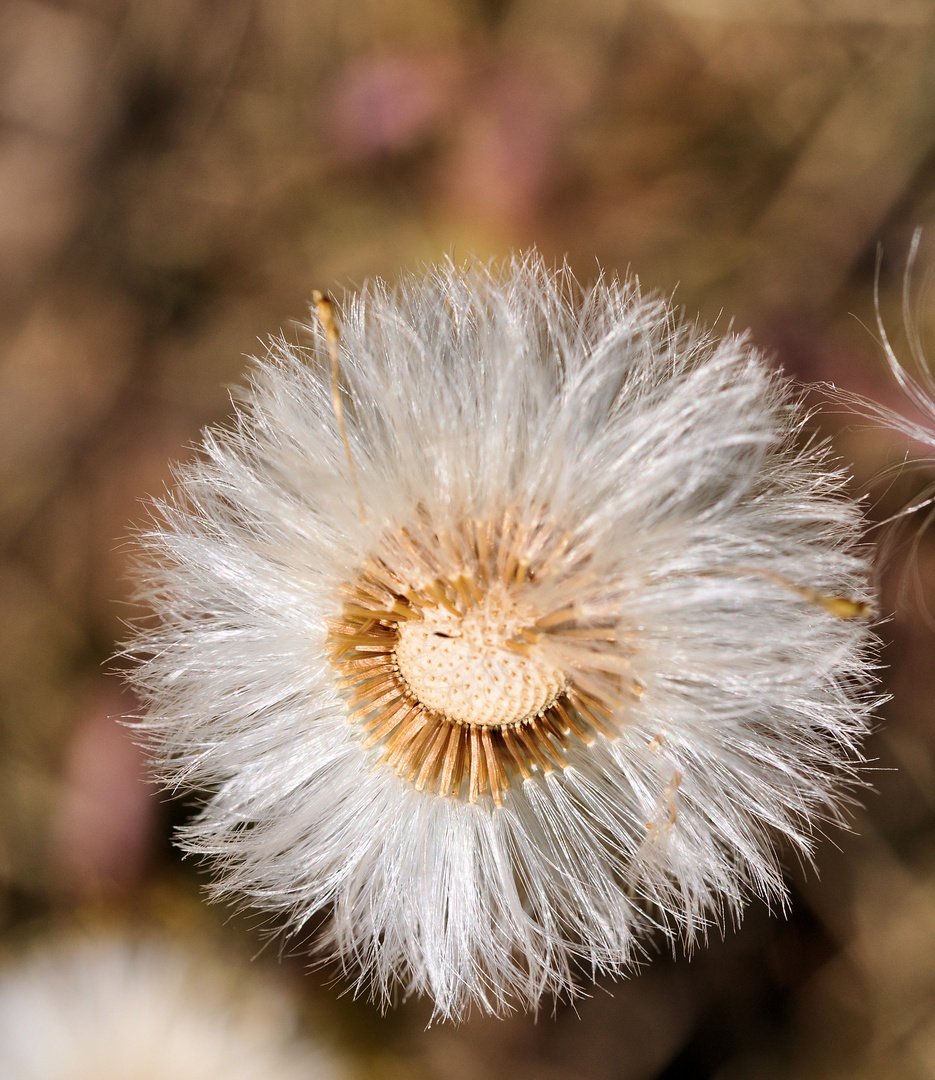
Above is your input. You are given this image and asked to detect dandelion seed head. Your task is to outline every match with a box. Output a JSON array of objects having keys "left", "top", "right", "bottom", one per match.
[
  {"left": 0, "top": 934, "right": 346, "bottom": 1080},
  {"left": 127, "top": 252, "right": 879, "bottom": 1021}
]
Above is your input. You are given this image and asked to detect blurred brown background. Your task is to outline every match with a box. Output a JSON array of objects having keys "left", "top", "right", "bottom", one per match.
[{"left": 3, "top": 1, "right": 935, "bottom": 1077}]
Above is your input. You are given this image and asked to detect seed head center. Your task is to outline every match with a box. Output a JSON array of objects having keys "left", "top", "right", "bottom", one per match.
[
  {"left": 395, "top": 591, "right": 565, "bottom": 728},
  {"left": 329, "top": 512, "right": 627, "bottom": 802}
]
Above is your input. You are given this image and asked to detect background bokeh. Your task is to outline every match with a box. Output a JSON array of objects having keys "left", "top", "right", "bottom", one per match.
[{"left": 3, "top": 1, "right": 935, "bottom": 1077}]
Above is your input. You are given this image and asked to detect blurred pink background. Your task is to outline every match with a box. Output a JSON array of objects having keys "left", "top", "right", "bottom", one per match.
[{"left": 3, "top": 2, "right": 935, "bottom": 1077}]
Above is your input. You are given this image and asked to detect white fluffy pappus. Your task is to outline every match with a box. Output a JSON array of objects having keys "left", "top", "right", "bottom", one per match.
[
  {"left": 127, "top": 253, "right": 878, "bottom": 1021},
  {"left": 0, "top": 933, "right": 345, "bottom": 1080}
]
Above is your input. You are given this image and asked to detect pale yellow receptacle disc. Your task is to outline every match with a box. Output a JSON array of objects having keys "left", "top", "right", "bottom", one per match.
[{"left": 395, "top": 602, "right": 566, "bottom": 728}]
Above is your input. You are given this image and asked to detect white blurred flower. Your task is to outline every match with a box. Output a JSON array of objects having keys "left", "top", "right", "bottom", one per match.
[
  {"left": 0, "top": 934, "right": 345, "bottom": 1080},
  {"left": 128, "top": 253, "right": 877, "bottom": 1020}
]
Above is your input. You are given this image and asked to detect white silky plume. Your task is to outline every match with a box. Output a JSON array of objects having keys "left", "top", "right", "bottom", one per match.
[
  {"left": 0, "top": 934, "right": 345, "bottom": 1080},
  {"left": 128, "top": 253, "right": 878, "bottom": 1021}
]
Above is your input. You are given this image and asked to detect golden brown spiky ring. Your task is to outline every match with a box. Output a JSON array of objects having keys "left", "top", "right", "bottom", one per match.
[{"left": 328, "top": 509, "right": 642, "bottom": 805}]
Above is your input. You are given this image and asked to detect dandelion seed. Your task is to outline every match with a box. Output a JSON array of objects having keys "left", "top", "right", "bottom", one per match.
[
  {"left": 846, "top": 228, "right": 935, "bottom": 501},
  {"left": 824, "top": 229, "right": 935, "bottom": 547},
  {"left": 128, "top": 253, "right": 878, "bottom": 1020}
]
